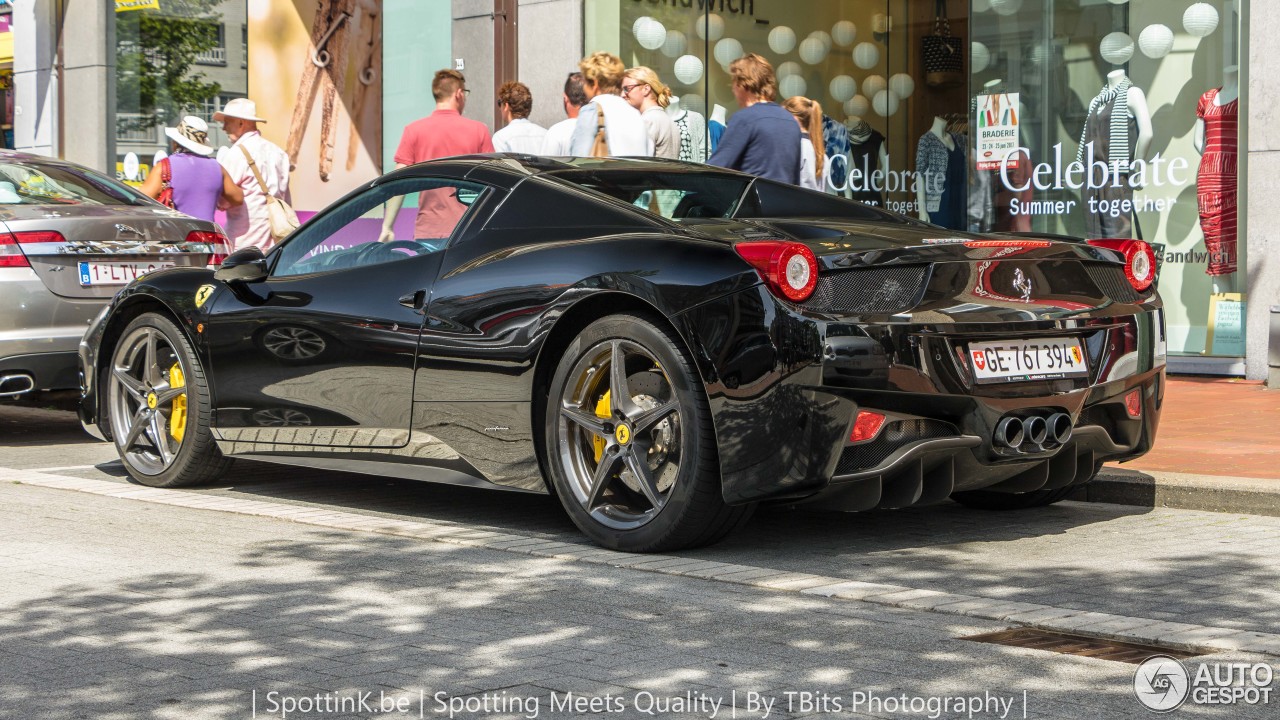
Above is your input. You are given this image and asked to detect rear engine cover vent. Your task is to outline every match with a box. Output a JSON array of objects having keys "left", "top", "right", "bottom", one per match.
[
  {"left": 805, "top": 266, "right": 927, "bottom": 316},
  {"left": 963, "top": 628, "right": 1208, "bottom": 664}
]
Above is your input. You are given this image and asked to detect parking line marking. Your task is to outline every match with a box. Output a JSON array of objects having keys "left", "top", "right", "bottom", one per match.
[{"left": 6, "top": 465, "right": 1276, "bottom": 659}]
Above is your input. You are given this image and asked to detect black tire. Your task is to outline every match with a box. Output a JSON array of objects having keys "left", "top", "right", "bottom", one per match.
[
  {"left": 543, "top": 313, "right": 753, "bottom": 552},
  {"left": 950, "top": 462, "right": 1102, "bottom": 510},
  {"left": 106, "top": 312, "right": 232, "bottom": 487}
]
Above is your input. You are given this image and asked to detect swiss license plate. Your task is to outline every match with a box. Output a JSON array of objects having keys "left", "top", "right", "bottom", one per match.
[
  {"left": 77, "top": 260, "right": 176, "bottom": 286},
  {"left": 968, "top": 337, "right": 1088, "bottom": 384}
]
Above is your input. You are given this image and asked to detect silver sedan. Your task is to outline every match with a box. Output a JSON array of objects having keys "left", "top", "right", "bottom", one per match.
[{"left": 0, "top": 151, "right": 227, "bottom": 398}]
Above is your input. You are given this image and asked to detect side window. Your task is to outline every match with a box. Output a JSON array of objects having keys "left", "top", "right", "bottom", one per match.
[{"left": 272, "top": 177, "right": 486, "bottom": 278}]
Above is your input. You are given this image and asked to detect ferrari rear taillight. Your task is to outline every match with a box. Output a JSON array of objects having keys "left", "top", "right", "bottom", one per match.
[
  {"left": 1087, "top": 239, "right": 1156, "bottom": 293},
  {"left": 0, "top": 230, "right": 66, "bottom": 268},
  {"left": 734, "top": 240, "right": 818, "bottom": 303},
  {"left": 186, "top": 230, "right": 230, "bottom": 266}
]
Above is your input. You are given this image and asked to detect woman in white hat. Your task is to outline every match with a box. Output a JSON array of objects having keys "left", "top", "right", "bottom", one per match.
[{"left": 140, "top": 115, "right": 242, "bottom": 222}]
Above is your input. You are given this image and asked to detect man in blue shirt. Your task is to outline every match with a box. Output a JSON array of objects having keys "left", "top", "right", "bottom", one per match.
[{"left": 708, "top": 54, "right": 801, "bottom": 185}]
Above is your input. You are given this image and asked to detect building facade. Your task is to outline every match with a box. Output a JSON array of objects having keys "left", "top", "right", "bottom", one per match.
[{"left": 10, "top": 0, "right": 1277, "bottom": 380}]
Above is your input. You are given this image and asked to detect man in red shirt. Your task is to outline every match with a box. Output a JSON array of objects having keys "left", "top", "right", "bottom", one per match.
[{"left": 380, "top": 70, "right": 494, "bottom": 243}]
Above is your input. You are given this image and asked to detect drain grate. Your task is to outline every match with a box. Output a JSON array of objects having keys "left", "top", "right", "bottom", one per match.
[{"left": 963, "top": 628, "right": 1207, "bottom": 664}]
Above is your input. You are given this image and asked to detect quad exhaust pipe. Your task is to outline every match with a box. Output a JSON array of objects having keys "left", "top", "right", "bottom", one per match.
[
  {"left": 0, "top": 373, "right": 36, "bottom": 398},
  {"left": 993, "top": 412, "right": 1073, "bottom": 452}
]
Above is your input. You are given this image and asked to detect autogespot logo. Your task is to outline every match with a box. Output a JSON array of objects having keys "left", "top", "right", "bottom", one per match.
[{"left": 1134, "top": 655, "right": 1191, "bottom": 713}]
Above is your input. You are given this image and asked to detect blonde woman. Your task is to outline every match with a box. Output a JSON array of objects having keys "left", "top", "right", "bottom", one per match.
[
  {"left": 623, "top": 66, "right": 680, "bottom": 159},
  {"left": 569, "top": 52, "right": 652, "bottom": 157},
  {"left": 784, "top": 96, "right": 825, "bottom": 191}
]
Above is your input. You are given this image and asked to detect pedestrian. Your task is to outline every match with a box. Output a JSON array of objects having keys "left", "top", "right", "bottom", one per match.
[
  {"left": 707, "top": 54, "right": 800, "bottom": 184},
  {"left": 381, "top": 69, "right": 493, "bottom": 244},
  {"left": 215, "top": 98, "right": 293, "bottom": 253},
  {"left": 541, "top": 72, "right": 586, "bottom": 155},
  {"left": 622, "top": 66, "right": 680, "bottom": 160},
  {"left": 783, "top": 96, "right": 826, "bottom": 191},
  {"left": 569, "top": 52, "right": 652, "bottom": 157},
  {"left": 493, "top": 81, "right": 547, "bottom": 153},
  {"left": 140, "top": 116, "right": 242, "bottom": 222}
]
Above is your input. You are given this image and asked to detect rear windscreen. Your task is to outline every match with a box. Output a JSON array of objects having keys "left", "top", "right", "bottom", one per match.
[
  {"left": 548, "top": 170, "right": 751, "bottom": 221},
  {"left": 0, "top": 161, "right": 146, "bottom": 206}
]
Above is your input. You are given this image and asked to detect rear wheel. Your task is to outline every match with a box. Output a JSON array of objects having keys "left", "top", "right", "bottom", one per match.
[
  {"left": 950, "top": 462, "right": 1103, "bottom": 510},
  {"left": 107, "top": 312, "right": 231, "bottom": 487},
  {"left": 543, "top": 314, "right": 752, "bottom": 552}
]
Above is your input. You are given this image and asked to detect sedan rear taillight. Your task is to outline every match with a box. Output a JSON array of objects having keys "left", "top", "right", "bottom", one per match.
[
  {"left": 734, "top": 240, "right": 818, "bottom": 303},
  {"left": 186, "top": 230, "right": 230, "bottom": 266},
  {"left": 1086, "top": 239, "right": 1156, "bottom": 293},
  {"left": 0, "top": 230, "right": 67, "bottom": 268}
]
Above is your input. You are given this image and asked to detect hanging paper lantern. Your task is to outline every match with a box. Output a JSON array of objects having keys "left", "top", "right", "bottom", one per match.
[
  {"left": 634, "top": 17, "right": 667, "bottom": 51},
  {"left": 1107, "top": 0, "right": 1129, "bottom": 4},
  {"left": 873, "top": 90, "right": 899, "bottom": 117},
  {"left": 799, "top": 38, "right": 828, "bottom": 65},
  {"left": 844, "top": 95, "right": 870, "bottom": 118},
  {"left": 861, "top": 74, "right": 887, "bottom": 98},
  {"left": 673, "top": 54, "right": 704, "bottom": 85},
  {"left": 1099, "top": 32, "right": 1134, "bottom": 65},
  {"left": 1138, "top": 24, "right": 1174, "bottom": 59},
  {"left": 777, "top": 61, "right": 802, "bottom": 79},
  {"left": 853, "top": 42, "right": 879, "bottom": 70},
  {"left": 971, "top": 41, "right": 992, "bottom": 73},
  {"left": 832, "top": 21, "right": 857, "bottom": 47},
  {"left": 713, "top": 38, "right": 744, "bottom": 68},
  {"left": 696, "top": 13, "right": 724, "bottom": 41},
  {"left": 1183, "top": 3, "right": 1220, "bottom": 38},
  {"left": 662, "top": 30, "right": 687, "bottom": 59},
  {"left": 808, "top": 30, "right": 832, "bottom": 53},
  {"left": 632, "top": 16, "right": 654, "bottom": 37},
  {"left": 990, "top": 0, "right": 1022, "bottom": 16},
  {"left": 779, "top": 74, "right": 807, "bottom": 100},
  {"left": 768, "top": 26, "right": 797, "bottom": 55},
  {"left": 1028, "top": 44, "right": 1049, "bottom": 66},
  {"left": 829, "top": 75, "right": 857, "bottom": 103},
  {"left": 889, "top": 73, "right": 915, "bottom": 100},
  {"left": 973, "top": 0, "right": 992, "bottom": 11}
]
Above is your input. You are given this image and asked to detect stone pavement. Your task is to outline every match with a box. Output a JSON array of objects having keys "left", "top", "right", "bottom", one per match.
[{"left": 2, "top": 480, "right": 1276, "bottom": 720}]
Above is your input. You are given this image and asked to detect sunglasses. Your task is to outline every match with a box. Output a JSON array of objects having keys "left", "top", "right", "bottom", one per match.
[{"left": 620, "top": 83, "right": 644, "bottom": 96}]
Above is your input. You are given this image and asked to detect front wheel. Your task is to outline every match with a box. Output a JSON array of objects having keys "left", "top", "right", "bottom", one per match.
[
  {"left": 543, "top": 314, "right": 752, "bottom": 552},
  {"left": 107, "top": 312, "right": 231, "bottom": 487}
]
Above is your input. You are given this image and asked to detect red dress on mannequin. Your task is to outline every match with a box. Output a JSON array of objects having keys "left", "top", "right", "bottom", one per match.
[{"left": 1196, "top": 88, "right": 1238, "bottom": 276}]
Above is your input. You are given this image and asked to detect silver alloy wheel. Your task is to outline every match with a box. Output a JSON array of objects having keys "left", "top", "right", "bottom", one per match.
[
  {"left": 557, "top": 338, "right": 682, "bottom": 530},
  {"left": 252, "top": 408, "right": 312, "bottom": 427},
  {"left": 108, "top": 326, "right": 187, "bottom": 476},
  {"left": 261, "top": 326, "right": 327, "bottom": 360}
]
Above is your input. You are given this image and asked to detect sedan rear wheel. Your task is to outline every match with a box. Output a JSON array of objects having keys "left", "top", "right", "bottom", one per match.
[
  {"left": 107, "top": 312, "right": 231, "bottom": 487},
  {"left": 544, "top": 314, "right": 752, "bottom": 552}
]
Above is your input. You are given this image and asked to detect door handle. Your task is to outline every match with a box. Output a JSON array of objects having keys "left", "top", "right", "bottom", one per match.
[{"left": 398, "top": 289, "right": 427, "bottom": 311}]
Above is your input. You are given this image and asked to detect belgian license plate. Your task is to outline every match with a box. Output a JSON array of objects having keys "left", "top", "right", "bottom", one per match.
[
  {"left": 78, "top": 260, "right": 176, "bottom": 286},
  {"left": 968, "top": 337, "right": 1088, "bottom": 384}
]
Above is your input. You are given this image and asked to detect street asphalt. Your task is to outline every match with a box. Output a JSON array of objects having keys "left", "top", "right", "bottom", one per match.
[{"left": 1, "top": 403, "right": 1278, "bottom": 719}]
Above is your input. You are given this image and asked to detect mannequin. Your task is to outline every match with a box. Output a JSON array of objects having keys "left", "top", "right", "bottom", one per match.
[
  {"left": 709, "top": 104, "right": 727, "bottom": 153},
  {"left": 916, "top": 116, "right": 965, "bottom": 228},
  {"left": 667, "top": 95, "right": 708, "bottom": 163},
  {"left": 1194, "top": 65, "right": 1240, "bottom": 290},
  {"left": 845, "top": 116, "right": 889, "bottom": 206},
  {"left": 1076, "top": 69, "right": 1153, "bottom": 238}
]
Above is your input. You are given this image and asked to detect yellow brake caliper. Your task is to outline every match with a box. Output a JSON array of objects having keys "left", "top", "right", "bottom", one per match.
[
  {"left": 168, "top": 363, "right": 188, "bottom": 443},
  {"left": 591, "top": 390, "right": 611, "bottom": 462}
]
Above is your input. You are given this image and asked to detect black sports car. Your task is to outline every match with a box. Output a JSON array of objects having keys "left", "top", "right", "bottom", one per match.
[{"left": 79, "top": 156, "right": 1166, "bottom": 552}]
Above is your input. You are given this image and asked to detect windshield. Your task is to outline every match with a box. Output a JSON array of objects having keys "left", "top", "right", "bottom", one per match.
[
  {"left": 548, "top": 170, "right": 751, "bottom": 221},
  {"left": 0, "top": 160, "right": 147, "bottom": 206}
]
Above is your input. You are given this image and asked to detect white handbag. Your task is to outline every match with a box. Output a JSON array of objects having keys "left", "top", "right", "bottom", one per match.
[{"left": 240, "top": 146, "right": 300, "bottom": 241}]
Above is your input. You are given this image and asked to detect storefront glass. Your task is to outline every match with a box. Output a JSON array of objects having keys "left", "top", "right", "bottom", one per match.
[
  {"left": 970, "top": 0, "right": 1244, "bottom": 358},
  {"left": 112, "top": 0, "right": 248, "bottom": 188}
]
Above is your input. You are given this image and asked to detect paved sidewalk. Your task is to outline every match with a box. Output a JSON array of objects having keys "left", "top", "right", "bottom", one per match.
[{"left": 2, "top": 480, "right": 1275, "bottom": 720}]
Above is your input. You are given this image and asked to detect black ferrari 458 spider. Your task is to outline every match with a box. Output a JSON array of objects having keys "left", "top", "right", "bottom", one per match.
[{"left": 79, "top": 155, "right": 1165, "bottom": 552}]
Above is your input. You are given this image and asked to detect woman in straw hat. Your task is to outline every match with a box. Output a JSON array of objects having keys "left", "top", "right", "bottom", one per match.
[{"left": 140, "top": 115, "right": 242, "bottom": 222}]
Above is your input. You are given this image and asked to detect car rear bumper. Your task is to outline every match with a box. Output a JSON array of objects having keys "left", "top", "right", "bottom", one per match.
[
  {"left": 0, "top": 351, "right": 81, "bottom": 394},
  {"left": 675, "top": 284, "right": 1166, "bottom": 506}
]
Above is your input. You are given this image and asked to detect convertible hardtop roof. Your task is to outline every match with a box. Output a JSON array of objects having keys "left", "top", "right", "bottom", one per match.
[{"left": 392, "top": 153, "right": 752, "bottom": 183}]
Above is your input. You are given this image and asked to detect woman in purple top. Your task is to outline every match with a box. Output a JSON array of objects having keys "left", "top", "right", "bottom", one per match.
[{"left": 141, "top": 116, "right": 242, "bottom": 222}]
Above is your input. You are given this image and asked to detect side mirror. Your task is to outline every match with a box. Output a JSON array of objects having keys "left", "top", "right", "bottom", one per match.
[{"left": 214, "top": 246, "right": 268, "bottom": 284}]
